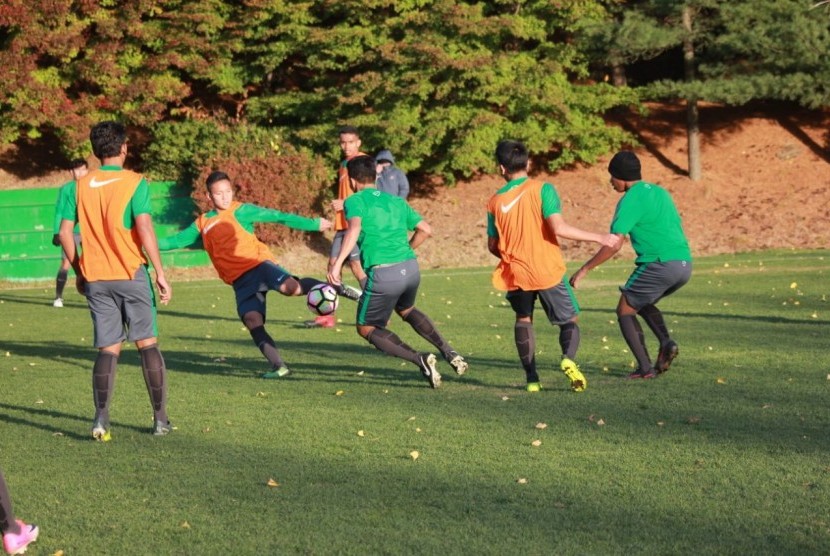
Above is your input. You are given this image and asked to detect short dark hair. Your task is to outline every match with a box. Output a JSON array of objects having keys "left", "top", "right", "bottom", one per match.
[
  {"left": 206, "top": 171, "right": 230, "bottom": 191},
  {"left": 495, "top": 140, "right": 529, "bottom": 174},
  {"left": 338, "top": 125, "right": 360, "bottom": 138},
  {"left": 89, "top": 121, "right": 127, "bottom": 160},
  {"left": 68, "top": 158, "right": 87, "bottom": 170},
  {"left": 347, "top": 155, "right": 376, "bottom": 185}
]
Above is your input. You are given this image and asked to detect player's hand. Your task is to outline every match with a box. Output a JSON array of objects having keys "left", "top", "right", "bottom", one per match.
[
  {"left": 569, "top": 267, "right": 588, "bottom": 289},
  {"left": 75, "top": 274, "right": 87, "bottom": 296},
  {"left": 601, "top": 233, "right": 623, "bottom": 249},
  {"left": 327, "top": 265, "right": 343, "bottom": 286},
  {"left": 319, "top": 218, "right": 332, "bottom": 232},
  {"left": 52, "top": 233, "right": 61, "bottom": 247},
  {"left": 156, "top": 273, "right": 172, "bottom": 305},
  {"left": 331, "top": 199, "right": 344, "bottom": 212}
]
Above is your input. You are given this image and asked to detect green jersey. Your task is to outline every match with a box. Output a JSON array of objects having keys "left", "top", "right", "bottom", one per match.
[
  {"left": 611, "top": 181, "right": 691, "bottom": 263},
  {"left": 53, "top": 180, "right": 80, "bottom": 234},
  {"left": 486, "top": 177, "right": 561, "bottom": 238},
  {"left": 343, "top": 187, "right": 422, "bottom": 268}
]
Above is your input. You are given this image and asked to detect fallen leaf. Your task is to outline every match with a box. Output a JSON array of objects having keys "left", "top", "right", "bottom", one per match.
[
  {"left": 357, "top": 430, "right": 365, "bottom": 437},
  {"left": 180, "top": 521, "right": 191, "bottom": 529},
  {"left": 256, "top": 392, "right": 267, "bottom": 397},
  {"left": 335, "top": 390, "right": 345, "bottom": 396},
  {"left": 407, "top": 416, "right": 416, "bottom": 421},
  {"left": 656, "top": 421, "right": 665, "bottom": 427},
  {"left": 357, "top": 370, "right": 365, "bottom": 376},
  {"left": 596, "top": 419, "right": 606, "bottom": 426},
  {"left": 687, "top": 416, "right": 702, "bottom": 425},
  {"left": 716, "top": 377, "right": 727, "bottom": 384},
  {"left": 415, "top": 427, "right": 421, "bottom": 433},
  {"left": 52, "top": 432, "right": 64, "bottom": 436},
  {"left": 409, "top": 450, "right": 420, "bottom": 460},
  {"left": 52, "top": 551, "right": 65, "bottom": 556},
  {"left": 267, "top": 478, "right": 279, "bottom": 487},
  {"left": 531, "top": 439, "right": 542, "bottom": 447},
  {"left": 790, "top": 282, "right": 798, "bottom": 289},
  {"left": 517, "top": 478, "right": 528, "bottom": 484},
  {"left": 501, "top": 396, "right": 510, "bottom": 401},
  {"left": 535, "top": 422, "right": 547, "bottom": 430}
]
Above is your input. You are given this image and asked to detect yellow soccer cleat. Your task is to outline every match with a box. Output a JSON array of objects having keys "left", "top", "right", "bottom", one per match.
[{"left": 561, "top": 358, "right": 586, "bottom": 392}]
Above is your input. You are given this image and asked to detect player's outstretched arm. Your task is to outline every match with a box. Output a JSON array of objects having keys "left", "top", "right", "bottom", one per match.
[
  {"left": 548, "top": 214, "right": 619, "bottom": 247},
  {"left": 409, "top": 220, "right": 431, "bottom": 250},
  {"left": 569, "top": 237, "right": 624, "bottom": 289},
  {"left": 135, "top": 213, "right": 172, "bottom": 305}
]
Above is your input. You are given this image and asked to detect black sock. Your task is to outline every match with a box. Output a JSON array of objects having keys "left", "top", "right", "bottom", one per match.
[
  {"left": 298, "top": 277, "right": 325, "bottom": 294},
  {"left": 249, "top": 325, "right": 284, "bottom": 369},
  {"left": 55, "top": 269, "right": 68, "bottom": 298},
  {"left": 639, "top": 304, "right": 670, "bottom": 346},
  {"left": 366, "top": 328, "right": 420, "bottom": 365},
  {"left": 618, "top": 315, "right": 652, "bottom": 372},
  {"left": 0, "top": 471, "right": 19, "bottom": 535},
  {"left": 92, "top": 350, "right": 118, "bottom": 424},
  {"left": 402, "top": 307, "right": 452, "bottom": 359},
  {"left": 139, "top": 344, "right": 168, "bottom": 423},
  {"left": 559, "top": 322, "right": 580, "bottom": 360},
  {"left": 514, "top": 321, "right": 538, "bottom": 382}
]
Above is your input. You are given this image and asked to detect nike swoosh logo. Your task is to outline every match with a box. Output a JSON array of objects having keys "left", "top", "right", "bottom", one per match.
[
  {"left": 500, "top": 191, "right": 526, "bottom": 213},
  {"left": 89, "top": 177, "right": 120, "bottom": 188},
  {"left": 202, "top": 220, "right": 220, "bottom": 235}
]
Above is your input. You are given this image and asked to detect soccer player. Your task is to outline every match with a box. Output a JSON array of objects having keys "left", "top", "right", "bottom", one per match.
[
  {"left": 58, "top": 120, "right": 172, "bottom": 440},
  {"left": 1, "top": 469, "right": 38, "bottom": 555},
  {"left": 50, "top": 158, "right": 88, "bottom": 307},
  {"left": 487, "top": 140, "right": 619, "bottom": 392},
  {"left": 328, "top": 155, "right": 467, "bottom": 388},
  {"left": 157, "top": 171, "right": 354, "bottom": 378},
  {"left": 570, "top": 151, "right": 692, "bottom": 379},
  {"left": 307, "top": 125, "right": 368, "bottom": 328}
]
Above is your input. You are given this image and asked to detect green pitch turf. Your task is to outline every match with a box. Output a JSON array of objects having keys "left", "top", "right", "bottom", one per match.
[{"left": 1, "top": 249, "right": 828, "bottom": 554}]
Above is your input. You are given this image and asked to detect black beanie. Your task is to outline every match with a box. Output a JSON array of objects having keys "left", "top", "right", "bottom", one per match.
[{"left": 608, "top": 151, "right": 641, "bottom": 181}]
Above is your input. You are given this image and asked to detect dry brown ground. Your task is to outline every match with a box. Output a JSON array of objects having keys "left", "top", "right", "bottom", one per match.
[{"left": 2, "top": 102, "right": 828, "bottom": 279}]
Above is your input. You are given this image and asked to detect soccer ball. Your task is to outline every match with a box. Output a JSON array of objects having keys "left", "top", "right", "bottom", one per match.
[{"left": 306, "top": 283, "right": 339, "bottom": 316}]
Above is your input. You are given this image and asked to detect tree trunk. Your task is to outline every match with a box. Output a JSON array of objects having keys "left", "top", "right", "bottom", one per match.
[{"left": 683, "top": 5, "right": 702, "bottom": 181}]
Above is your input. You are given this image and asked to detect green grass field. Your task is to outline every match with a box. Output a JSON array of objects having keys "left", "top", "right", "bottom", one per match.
[{"left": 1, "top": 249, "right": 828, "bottom": 555}]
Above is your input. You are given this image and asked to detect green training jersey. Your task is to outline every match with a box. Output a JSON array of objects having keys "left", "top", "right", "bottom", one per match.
[
  {"left": 610, "top": 181, "right": 692, "bottom": 263},
  {"left": 61, "top": 166, "right": 152, "bottom": 230},
  {"left": 343, "top": 187, "right": 422, "bottom": 269},
  {"left": 486, "top": 177, "right": 561, "bottom": 238},
  {"left": 157, "top": 203, "right": 321, "bottom": 250},
  {"left": 53, "top": 180, "right": 80, "bottom": 234}
]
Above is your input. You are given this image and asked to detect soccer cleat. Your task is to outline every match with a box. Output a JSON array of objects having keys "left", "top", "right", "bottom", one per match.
[
  {"left": 655, "top": 340, "right": 679, "bottom": 374},
  {"left": 445, "top": 351, "right": 468, "bottom": 375},
  {"left": 526, "top": 382, "right": 542, "bottom": 393},
  {"left": 627, "top": 368, "right": 657, "bottom": 380},
  {"left": 3, "top": 520, "right": 39, "bottom": 555},
  {"left": 304, "top": 314, "right": 335, "bottom": 328},
  {"left": 337, "top": 283, "right": 362, "bottom": 301},
  {"left": 53, "top": 297, "right": 63, "bottom": 308},
  {"left": 153, "top": 420, "right": 173, "bottom": 436},
  {"left": 91, "top": 418, "right": 111, "bottom": 442},
  {"left": 261, "top": 366, "right": 292, "bottom": 379},
  {"left": 417, "top": 353, "right": 441, "bottom": 389},
  {"left": 561, "top": 357, "right": 587, "bottom": 392}
]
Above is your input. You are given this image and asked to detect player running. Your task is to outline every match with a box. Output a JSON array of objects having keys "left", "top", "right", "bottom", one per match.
[
  {"left": 328, "top": 155, "right": 467, "bottom": 388},
  {"left": 158, "top": 171, "right": 358, "bottom": 378},
  {"left": 570, "top": 151, "right": 692, "bottom": 379},
  {"left": 487, "top": 140, "right": 619, "bottom": 392}
]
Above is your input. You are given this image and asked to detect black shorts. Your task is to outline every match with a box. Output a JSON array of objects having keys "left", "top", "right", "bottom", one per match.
[{"left": 232, "top": 261, "right": 292, "bottom": 319}]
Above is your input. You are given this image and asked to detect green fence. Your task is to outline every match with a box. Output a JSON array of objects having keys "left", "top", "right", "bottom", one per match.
[{"left": 0, "top": 181, "right": 210, "bottom": 281}]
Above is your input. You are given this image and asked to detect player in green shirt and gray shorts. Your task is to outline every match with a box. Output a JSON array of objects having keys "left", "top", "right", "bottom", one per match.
[
  {"left": 328, "top": 155, "right": 467, "bottom": 388},
  {"left": 571, "top": 151, "right": 692, "bottom": 379}
]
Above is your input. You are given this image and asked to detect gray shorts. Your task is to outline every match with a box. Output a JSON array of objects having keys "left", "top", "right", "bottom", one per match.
[
  {"left": 232, "top": 261, "right": 292, "bottom": 319},
  {"left": 85, "top": 266, "right": 158, "bottom": 348},
  {"left": 621, "top": 260, "right": 692, "bottom": 310},
  {"left": 506, "top": 280, "right": 580, "bottom": 325},
  {"left": 356, "top": 259, "right": 420, "bottom": 327},
  {"left": 330, "top": 230, "right": 360, "bottom": 261},
  {"left": 60, "top": 233, "right": 81, "bottom": 261}
]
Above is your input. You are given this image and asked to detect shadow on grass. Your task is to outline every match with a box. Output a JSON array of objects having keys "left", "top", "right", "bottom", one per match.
[{"left": 0, "top": 401, "right": 151, "bottom": 440}]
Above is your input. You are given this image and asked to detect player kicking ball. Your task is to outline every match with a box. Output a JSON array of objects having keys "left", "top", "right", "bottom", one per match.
[
  {"left": 328, "top": 155, "right": 467, "bottom": 388},
  {"left": 158, "top": 171, "right": 358, "bottom": 378}
]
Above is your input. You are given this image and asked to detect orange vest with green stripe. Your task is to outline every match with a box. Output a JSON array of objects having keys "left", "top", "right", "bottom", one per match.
[
  {"left": 487, "top": 178, "right": 566, "bottom": 291},
  {"left": 334, "top": 152, "right": 367, "bottom": 231},
  {"left": 196, "top": 201, "right": 277, "bottom": 284},
  {"left": 76, "top": 169, "right": 147, "bottom": 281}
]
